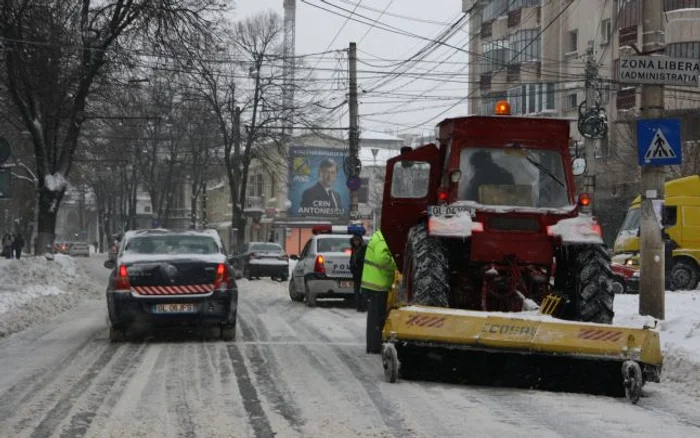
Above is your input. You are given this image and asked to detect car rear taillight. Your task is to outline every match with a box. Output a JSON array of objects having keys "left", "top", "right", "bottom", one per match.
[
  {"left": 114, "top": 265, "right": 131, "bottom": 291},
  {"left": 215, "top": 263, "right": 232, "bottom": 291},
  {"left": 314, "top": 255, "right": 326, "bottom": 274}
]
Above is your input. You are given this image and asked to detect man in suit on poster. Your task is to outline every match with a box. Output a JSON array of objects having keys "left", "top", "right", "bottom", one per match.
[{"left": 300, "top": 158, "right": 343, "bottom": 213}]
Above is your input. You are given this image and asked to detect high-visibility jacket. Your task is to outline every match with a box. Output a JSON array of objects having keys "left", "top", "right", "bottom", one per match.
[{"left": 361, "top": 230, "right": 397, "bottom": 292}]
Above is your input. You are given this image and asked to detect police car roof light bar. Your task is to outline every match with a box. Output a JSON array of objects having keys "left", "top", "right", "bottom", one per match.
[{"left": 311, "top": 225, "right": 366, "bottom": 235}]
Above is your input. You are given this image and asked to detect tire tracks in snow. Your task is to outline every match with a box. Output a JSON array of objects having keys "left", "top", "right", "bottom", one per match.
[
  {"left": 26, "top": 342, "right": 145, "bottom": 438},
  {"left": 236, "top": 311, "right": 304, "bottom": 434},
  {"left": 0, "top": 331, "right": 100, "bottom": 420},
  {"left": 164, "top": 344, "right": 197, "bottom": 438},
  {"left": 58, "top": 342, "right": 148, "bottom": 437},
  {"left": 227, "top": 344, "right": 275, "bottom": 438},
  {"left": 287, "top": 307, "right": 415, "bottom": 438}
]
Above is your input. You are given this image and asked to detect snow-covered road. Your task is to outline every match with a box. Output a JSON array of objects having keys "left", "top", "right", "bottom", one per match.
[{"left": 1, "top": 256, "right": 699, "bottom": 437}]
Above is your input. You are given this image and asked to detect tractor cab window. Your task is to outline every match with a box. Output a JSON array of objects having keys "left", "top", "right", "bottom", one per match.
[
  {"left": 391, "top": 161, "right": 431, "bottom": 199},
  {"left": 458, "top": 147, "right": 569, "bottom": 208}
]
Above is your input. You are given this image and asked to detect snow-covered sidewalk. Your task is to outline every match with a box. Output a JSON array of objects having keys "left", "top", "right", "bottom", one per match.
[
  {"left": 0, "top": 255, "right": 100, "bottom": 338},
  {"left": 614, "top": 291, "right": 700, "bottom": 396}
]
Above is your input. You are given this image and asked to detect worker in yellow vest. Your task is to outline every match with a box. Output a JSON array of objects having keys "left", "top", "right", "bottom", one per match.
[{"left": 361, "top": 229, "right": 397, "bottom": 354}]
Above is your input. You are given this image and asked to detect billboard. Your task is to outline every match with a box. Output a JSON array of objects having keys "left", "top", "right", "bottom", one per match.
[{"left": 288, "top": 146, "right": 349, "bottom": 219}]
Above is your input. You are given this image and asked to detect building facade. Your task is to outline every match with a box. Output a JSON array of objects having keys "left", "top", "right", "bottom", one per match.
[{"left": 464, "top": 0, "right": 700, "bottom": 244}]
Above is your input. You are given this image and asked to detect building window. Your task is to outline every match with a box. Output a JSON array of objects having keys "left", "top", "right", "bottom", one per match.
[
  {"left": 255, "top": 174, "right": 263, "bottom": 197},
  {"left": 483, "top": 0, "right": 509, "bottom": 22},
  {"left": 509, "top": 29, "right": 541, "bottom": 63},
  {"left": 269, "top": 174, "right": 276, "bottom": 198},
  {"left": 665, "top": 0, "right": 700, "bottom": 12},
  {"left": 545, "top": 83, "right": 556, "bottom": 110},
  {"left": 567, "top": 93, "right": 578, "bottom": 109},
  {"left": 144, "top": 205, "right": 151, "bottom": 213},
  {"left": 601, "top": 19, "right": 612, "bottom": 45},
  {"left": 481, "top": 39, "right": 509, "bottom": 74},
  {"left": 568, "top": 29, "right": 578, "bottom": 53},
  {"left": 666, "top": 41, "right": 700, "bottom": 59}
]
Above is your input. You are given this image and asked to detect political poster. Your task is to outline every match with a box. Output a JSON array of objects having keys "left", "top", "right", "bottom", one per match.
[{"left": 288, "top": 146, "right": 350, "bottom": 218}]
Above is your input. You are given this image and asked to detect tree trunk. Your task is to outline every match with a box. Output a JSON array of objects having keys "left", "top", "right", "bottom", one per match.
[{"left": 34, "top": 188, "right": 62, "bottom": 255}]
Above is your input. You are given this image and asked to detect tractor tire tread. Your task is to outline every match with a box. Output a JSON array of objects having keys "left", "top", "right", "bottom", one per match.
[
  {"left": 575, "top": 245, "right": 615, "bottom": 324},
  {"left": 406, "top": 224, "right": 449, "bottom": 307}
]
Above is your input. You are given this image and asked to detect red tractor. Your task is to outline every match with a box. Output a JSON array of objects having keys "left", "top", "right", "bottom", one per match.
[{"left": 381, "top": 106, "right": 614, "bottom": 324}]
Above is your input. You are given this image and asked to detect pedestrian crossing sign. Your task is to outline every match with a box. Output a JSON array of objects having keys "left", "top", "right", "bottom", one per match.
[{"left": 637, "top": 118, "right": 682, "bottom": 166}]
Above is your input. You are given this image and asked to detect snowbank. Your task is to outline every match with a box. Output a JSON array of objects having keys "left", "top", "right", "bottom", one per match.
[
  {"left": 614, "top": 291, "right": 700, "bottom": 396},
  {"left": 0, "top": 255, "right": 100, "bottom": 338}
]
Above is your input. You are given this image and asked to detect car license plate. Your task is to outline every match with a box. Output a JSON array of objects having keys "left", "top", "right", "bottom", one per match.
[
  {"left": 154, "top": 303, "right": 195, "bottom": 313},
  {"left": 340, "top": 280, "right": 353, "bottom": 288}
]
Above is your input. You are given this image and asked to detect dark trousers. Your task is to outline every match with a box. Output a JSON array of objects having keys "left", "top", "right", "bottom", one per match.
[
  {"left": 365, "top": 288, "right": 388, "bottom": 354},
  {"left": 354, "top": 278, "right": 366, "bottom": 311},
  {"left": 14, "top": 247, "right": 22, "bottom": 260}
]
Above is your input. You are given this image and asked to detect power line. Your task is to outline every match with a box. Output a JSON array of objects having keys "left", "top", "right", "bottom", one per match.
[{"left": 396, "top": 0, "right": 577, "bottom": 132}]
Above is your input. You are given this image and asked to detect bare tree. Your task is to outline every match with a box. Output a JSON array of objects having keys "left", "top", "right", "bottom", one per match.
[
  {"left": 185, "top": 11, "right": 327, "bottom": 245},
  {"left": 0, "top": 0, "right": 224, "bottom": 253}
]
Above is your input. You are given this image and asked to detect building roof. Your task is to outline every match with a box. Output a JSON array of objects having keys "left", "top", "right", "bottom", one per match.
[
  {"left": 359, "top": 147, "right": 400, "bottom": 166},
  {"left": 360, "top": 130, "right": 403, "bottom": 142}
]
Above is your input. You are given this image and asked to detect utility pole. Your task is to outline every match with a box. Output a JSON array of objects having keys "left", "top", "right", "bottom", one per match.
[
  {"left": 583, "top": 40, "right": 598, "bottom": 211},
  {"left": 639, "top": 0, "right": 666, "bottom": 319},
  {"left": 201, "top": 179, "right": 208, "bottom": 229},
  {"left": 348, "top": 42, "right": 360, "bottom": 216}
]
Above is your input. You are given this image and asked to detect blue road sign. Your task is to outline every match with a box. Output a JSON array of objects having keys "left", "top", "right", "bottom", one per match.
[
  {"left": 346, "top": 175, "right": 362, "bottom": 192},
  {"left": 637, "top": 119, "right": 682, "bottom": 166}
]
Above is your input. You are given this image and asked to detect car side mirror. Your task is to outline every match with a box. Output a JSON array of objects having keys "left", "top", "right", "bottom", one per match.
[
  {"left": 572, "top": 157, "right": 587, "bottom": 176},
  {"left": 104, "top": 260, "right": 115, "bottom": 270}
]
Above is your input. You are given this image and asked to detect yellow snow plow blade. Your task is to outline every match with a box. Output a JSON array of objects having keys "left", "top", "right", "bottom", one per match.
[
  {"left": 382, "top": 306, "right": 661, "bottom": 365},
  {"left": 381, "top": 305, "right": 662, "bottom": 403}
]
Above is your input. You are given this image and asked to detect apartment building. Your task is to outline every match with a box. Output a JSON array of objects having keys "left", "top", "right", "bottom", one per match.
[
  {"left": 464, "top": 0, "right": 700, "bottom": 243},
  {"left": 465, "top": 0, "right": 614, "bottom": 143}
]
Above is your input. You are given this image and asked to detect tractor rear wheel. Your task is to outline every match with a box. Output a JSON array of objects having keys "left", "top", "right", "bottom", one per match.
[
  {"left": 557, "top": 245, "right": 614, "bottom": 324},
  {"left": 404, "top": 224, "right": 449, "bottom": 307}
]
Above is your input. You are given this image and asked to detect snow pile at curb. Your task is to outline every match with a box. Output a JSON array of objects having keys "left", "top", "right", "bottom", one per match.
[
  {"left": 0, "top": 255, "right": 100, "bottom": 338},
  {"left": 614, "top": 291, "right": 700, "bottom": 396}
]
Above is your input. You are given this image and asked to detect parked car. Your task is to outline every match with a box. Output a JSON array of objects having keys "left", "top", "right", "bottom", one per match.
[
  {"left": 53, "top": 242, "right": 71, "bottom": 254},
  {"left": 70, "top": 241, "right": 90, "bottom": 257},
  {"left": 288, "top": 225, "right": 367, "bottom": 307},
  {"left": 104, "top": 229, "right": 240, "bottom": 342},
  {"left": 231, "top": 242, "right": 289, "bottom": 281}
]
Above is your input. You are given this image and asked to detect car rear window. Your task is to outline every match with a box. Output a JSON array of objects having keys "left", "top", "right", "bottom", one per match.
[
  {"left": 316, "top": 237, "right": 355, "bottom": 253},
  {"left": 124, "top": 235, "right": 219, "bottom": 255},
  {"left": 250, "top": 243, "right": 283, "bottom": 252}
]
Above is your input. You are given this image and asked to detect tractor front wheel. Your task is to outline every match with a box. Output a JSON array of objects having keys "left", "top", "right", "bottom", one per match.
[{"left": 404, "top": 224, "right": 450, "bottom": 307}]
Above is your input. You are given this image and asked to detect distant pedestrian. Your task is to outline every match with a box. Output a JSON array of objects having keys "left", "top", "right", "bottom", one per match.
[
  {"left": 12, "top": 232, "right": 24, "bottom": 260},
  {"left": 2, "top": 233, "right": 13, "bottom": 259}
]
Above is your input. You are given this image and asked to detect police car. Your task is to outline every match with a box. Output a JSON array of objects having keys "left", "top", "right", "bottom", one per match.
[
  {"left": 104, "top": 229, "right": 239, "bottom": 341},
  {"left": 289, "top": 225, "right": 367, "bottom": 307}
]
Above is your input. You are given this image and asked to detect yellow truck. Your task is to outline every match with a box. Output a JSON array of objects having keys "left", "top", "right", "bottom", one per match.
[{"left": 612, "top": 175, "right": 700, "bottom": 291}]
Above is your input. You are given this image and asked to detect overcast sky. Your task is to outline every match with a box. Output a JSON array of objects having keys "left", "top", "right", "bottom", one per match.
[{"left": 233, "top": 0, "right": 470, "bottom": 138}]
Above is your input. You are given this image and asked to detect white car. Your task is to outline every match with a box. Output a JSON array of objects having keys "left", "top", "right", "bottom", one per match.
[
  {"left": 288, "top": 225, "right": 367, "bottom": 307},
  {"left": 69, "top": 241, "right": 90, "bottom": 257}
]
